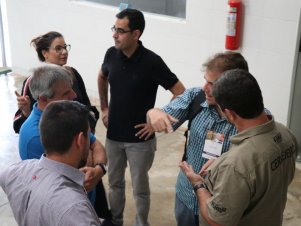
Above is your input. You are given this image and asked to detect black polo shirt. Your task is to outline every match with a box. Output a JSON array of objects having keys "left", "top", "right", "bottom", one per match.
[{"left": 102, "top": 41, "right": 179, "bottom": 142}]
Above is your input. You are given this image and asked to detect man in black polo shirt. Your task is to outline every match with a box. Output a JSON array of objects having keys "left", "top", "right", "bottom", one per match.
[{"left": 98, "top": 8, "right": 185, "bottom": 226}]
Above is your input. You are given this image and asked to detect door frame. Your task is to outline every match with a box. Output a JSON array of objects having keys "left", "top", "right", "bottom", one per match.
[{"left": 287, "top": 8, "right": 301, "bottom": 162}]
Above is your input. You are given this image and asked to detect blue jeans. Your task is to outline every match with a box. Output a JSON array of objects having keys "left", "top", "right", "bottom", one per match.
[
  {"left": 88, "top": 188, "right": 96, "bottom": 205},
  {"left": 175, "top": 195, "right": 199, "bottom": 226}
]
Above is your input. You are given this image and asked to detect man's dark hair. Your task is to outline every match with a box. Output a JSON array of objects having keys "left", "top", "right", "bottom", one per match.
[
  {"left": 116, "top": 8, "right": 145, "bottom": 36},
  {"left": 202, "top": 51, "right": 249, "bottom": 73},
  {"left": 212, "top": 69, "right": 264, "bottom": 119},
  {"left": 40, "top": 100, "right": 90, "bottom": 154}
]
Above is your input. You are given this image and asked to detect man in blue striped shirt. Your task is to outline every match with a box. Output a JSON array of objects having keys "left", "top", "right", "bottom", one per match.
[{"left": 147, "top": 52, "right": 249, "bottom": 226}]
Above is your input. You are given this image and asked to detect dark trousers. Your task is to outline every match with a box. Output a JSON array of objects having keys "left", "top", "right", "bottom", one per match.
[{"left": 94, "top": 180, "right": 112, "bottom": 220}]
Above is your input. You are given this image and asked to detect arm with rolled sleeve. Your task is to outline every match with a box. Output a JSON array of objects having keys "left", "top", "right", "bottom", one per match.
[{"left": 199, "top": 165, "right": 250, "bottom": 226}]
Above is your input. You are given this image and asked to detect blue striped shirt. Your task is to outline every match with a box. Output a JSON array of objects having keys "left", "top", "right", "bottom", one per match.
[{"left": 162, "top": 87, "right": 238, "bottom": 215}]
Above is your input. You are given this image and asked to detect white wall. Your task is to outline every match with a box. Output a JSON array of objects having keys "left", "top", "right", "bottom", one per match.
[{"left": 4, "top": 0, "right": 301, "bottom": 124}]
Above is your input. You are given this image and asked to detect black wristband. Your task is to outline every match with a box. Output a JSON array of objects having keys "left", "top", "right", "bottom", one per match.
[
  {"left": 193, "top": 182, "right": 208, "bottom": 193},
  {"left": 96, "top": 163, "right": 107, "bottom": 175}
]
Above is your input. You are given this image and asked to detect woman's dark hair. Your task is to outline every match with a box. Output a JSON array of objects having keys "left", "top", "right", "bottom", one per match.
[{"left": 31, "top": 31, "right": 63, "bottom": 62}]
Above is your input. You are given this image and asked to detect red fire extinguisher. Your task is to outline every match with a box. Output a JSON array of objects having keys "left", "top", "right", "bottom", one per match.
[{"left": 225, "top": 0, "right": 242, "bottom": 50}]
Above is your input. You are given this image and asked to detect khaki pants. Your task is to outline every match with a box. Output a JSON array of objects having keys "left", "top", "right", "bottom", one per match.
[{"left": 105, "top": 138, "right": 156, "bottom": 226}]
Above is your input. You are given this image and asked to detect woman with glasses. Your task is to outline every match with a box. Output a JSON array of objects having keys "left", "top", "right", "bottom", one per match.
[{"left": 13, "top": 31, "right": 94, "bottom": 133}]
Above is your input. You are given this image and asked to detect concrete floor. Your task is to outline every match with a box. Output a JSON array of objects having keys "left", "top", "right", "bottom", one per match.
[{"left": 0, "top": 73, "right": 301, "bottom": 226}]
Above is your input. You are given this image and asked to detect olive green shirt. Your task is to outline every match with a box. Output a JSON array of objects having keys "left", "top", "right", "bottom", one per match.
[{"left": 205, "top": 118, "right": 297, "bottom": 226}]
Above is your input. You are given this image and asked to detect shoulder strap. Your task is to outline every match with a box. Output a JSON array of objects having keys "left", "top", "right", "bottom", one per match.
[
  {"left": 183, "top": 90, "right": 206, "bottom": 161},
  {"left": 23, "top": 76, "right": 32, "bottom": 96},
  {"left": 88, "top": 105, "right": 100, "bottom": 120},
  {"left": 187, "top": 90, "right": 206, "bottom": 129}
]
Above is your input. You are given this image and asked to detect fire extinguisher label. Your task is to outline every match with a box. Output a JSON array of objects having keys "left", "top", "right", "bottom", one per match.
[
  {"left": 226, "top": 12, "right": 237, "bottom": 36},
  {"left": 229, "top": 7, "right": 237, "bottom": 13}
]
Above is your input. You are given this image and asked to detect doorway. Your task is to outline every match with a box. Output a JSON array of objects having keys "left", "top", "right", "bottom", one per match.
[
  {"left": 288, "top": 11, "right": 301, "bottom": 162},
  {"left": 0, "top": 1, "right": 6, "bottom": 67},
  {"left": 0, "top": 0, "right": 11, "bottom": 74}
]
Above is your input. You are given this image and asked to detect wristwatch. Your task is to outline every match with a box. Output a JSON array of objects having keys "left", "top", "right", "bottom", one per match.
[
  {"left": 95, "top": 163, "right": 107, "bottom": 175},
  {"left": 193, "top": 182, "right": 208, "bottom": 193}
]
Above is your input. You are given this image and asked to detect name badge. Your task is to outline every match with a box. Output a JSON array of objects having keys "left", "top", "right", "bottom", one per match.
[{"left": 202, "top": 131, "right": 224, "bottom": 159}]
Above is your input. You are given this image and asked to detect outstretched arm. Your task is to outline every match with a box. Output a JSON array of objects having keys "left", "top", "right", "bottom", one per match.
[{"left": 147, "top": 108, "right": 178, "bottom": 133}]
